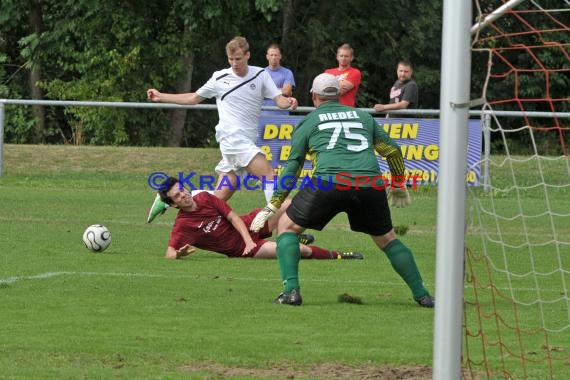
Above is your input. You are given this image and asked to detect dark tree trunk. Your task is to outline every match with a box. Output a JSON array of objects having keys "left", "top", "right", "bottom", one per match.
[
  {"left": 29, "top": 0, "right": 45, "bottom": 143},
  {"left": 168, "top": 54, "right": 194, "bottom": 147},
  {"left": 281, "top": 0, "right": 295, "bottom": 48}
]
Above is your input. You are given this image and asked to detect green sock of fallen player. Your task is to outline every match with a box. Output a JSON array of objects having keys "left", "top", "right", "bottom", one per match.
[
  {"left": 276, "top": 232, "right": 301, "bottom": 293},
  {"left": 383, "top": 239, "right": 428, "bottom": 298}
]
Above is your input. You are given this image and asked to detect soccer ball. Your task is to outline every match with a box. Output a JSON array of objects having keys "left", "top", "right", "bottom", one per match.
[{"left": 82, "top": 224, "right": 112, "bottom": 252}]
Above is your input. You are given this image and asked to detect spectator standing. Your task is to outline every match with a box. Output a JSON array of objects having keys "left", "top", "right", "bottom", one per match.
[
  {"left": 324, "top": 43, "right": 361, "bottom": 107},
  {"left": 374, "top": 60, "right": 418, "bottom": 115},
  {"left": 262, "top": 43, "right": 296, "bottom": 115}
]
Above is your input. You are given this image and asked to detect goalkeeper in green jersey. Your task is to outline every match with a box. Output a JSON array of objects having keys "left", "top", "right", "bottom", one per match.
[{"left": 250, "top": 73, "right": 434, "bottom": 308}]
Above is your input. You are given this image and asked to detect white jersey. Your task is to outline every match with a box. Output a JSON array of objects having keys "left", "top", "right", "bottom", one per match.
[{"left": 196, "top": 66, "right": 281, "bottom": 148}]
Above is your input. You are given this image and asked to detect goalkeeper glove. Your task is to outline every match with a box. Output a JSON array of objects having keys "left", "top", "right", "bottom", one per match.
[
  {"left": 387, "top": 188, "right": 411, "bottom": 208},
  {"left": 250, "top": 204, "right": 278, "bottom": 232}
]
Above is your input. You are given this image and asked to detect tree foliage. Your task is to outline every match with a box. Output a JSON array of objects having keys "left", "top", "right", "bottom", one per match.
[{"left": 1, "top": 0, "right": 564, "bottom": 147}]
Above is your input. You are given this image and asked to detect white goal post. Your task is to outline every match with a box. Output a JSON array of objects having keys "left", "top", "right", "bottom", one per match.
[{"left": 433, "top": 1, "right": 472, "bottom": 379}]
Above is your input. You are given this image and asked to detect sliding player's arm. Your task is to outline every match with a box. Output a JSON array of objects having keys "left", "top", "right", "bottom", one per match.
[
  {"left": 165, "top": 244, "right": 197, "bottom": 259},
  {"left": 226, "top": 210, "right": 257, "bottom": 256}
]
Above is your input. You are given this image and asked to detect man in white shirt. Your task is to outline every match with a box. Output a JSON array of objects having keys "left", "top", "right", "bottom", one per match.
[{"left": 146, "top": 37, "right": 298, "bottom": 223}]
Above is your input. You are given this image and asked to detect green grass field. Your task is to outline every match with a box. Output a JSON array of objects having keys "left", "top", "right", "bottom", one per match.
[
  {"left": 0, "top": 144, "right": 438, "bottom": 379},
  {"left": 2, "top": 144, "right": 567, "bottom": 379}
]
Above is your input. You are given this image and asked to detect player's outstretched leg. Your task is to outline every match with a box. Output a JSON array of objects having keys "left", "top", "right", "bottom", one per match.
[
  {"left": 335, "top": 251, "right": 364, "bottom": 260},
  {"left": 301, "top": 245, "right": 364, "bottom": 260},
  {"left": 147, "top": 193, "right": 169, "bottom": 223}
]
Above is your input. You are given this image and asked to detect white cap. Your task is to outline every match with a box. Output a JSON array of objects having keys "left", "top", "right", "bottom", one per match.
[{"left": 311, "top": 73, "right": 340, "bottom": 96}]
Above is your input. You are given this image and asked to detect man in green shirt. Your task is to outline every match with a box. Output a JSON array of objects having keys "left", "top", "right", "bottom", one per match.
[{"left": 250, "top": 73, "right": 434, "bottom": 308}]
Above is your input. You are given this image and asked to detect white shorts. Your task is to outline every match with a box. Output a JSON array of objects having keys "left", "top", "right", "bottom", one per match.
[{"left": 215, "top": 140, "right": 262, "bottom": 177}]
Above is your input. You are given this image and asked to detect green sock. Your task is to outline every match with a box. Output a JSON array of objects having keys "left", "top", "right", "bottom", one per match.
[
  {"left": 383, "top": 239, "right": 428, "bottom": 299},
  {"left": 276, "top": 232, "right": 301, "bottom": 293}
]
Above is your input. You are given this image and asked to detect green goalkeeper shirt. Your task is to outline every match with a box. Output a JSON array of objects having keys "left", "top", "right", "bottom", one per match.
[{"left": 270, "top": 100, "right": 406, "bottom": 208}]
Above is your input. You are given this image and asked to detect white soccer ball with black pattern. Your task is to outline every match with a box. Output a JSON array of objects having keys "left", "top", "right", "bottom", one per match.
[{"left": 82, "top": 224, "right": 112, "bottom": 252}]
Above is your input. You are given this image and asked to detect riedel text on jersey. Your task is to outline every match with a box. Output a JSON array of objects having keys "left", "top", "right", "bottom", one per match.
[{"left": 318, "top": 111, "right": 360, "bottom": 121}]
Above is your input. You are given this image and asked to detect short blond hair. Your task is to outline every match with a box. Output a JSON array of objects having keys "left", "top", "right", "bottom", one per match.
[
  {"left": 226, "top": 36, "right": 249, "bottom": 55},
  {"left": 337, "top": 43, "right": 354, "bottom": 56}
]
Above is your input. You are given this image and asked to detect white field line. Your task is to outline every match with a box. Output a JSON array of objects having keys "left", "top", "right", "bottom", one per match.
[{"left": 0, "top": 271, "right": 73, "bottom": 284}]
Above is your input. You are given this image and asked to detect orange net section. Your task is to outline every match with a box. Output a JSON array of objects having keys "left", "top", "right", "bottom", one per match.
[
  {"left": 473, "top": 1, "right": 569, "bottom": 152},
  {"left": 465, "top": 1, "right": 569, "bottom": 379}
]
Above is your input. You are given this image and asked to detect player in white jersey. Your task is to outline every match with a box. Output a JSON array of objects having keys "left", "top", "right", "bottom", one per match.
[
  {"left": 146, "top": 36, "right": 298, "bottom": 223},
  {"left": 197, "top": 65, "right": 280, "bottom": 153}
]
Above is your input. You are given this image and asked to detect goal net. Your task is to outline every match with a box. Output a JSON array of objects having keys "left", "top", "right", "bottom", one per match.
[{"left": 464, "top": 1, "right": 570, "bottom": 378}]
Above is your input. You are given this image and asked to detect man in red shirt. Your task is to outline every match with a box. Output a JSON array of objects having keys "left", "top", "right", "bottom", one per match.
[
  {"left": 325, "top": 43, "right": 361, "bottom": 107},
  {"left": 158, "top": 177, "right": 363, "bottom": 260}
]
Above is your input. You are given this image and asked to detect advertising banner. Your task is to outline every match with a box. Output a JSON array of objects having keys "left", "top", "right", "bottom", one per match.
[{"left": 257, "top": 115, "right": 482, "bottom": 186}]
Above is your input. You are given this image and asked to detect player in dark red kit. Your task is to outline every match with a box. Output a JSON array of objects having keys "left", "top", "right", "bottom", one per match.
[{"left": 158, "top": 177, "right": 363, "bottom": 260}]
